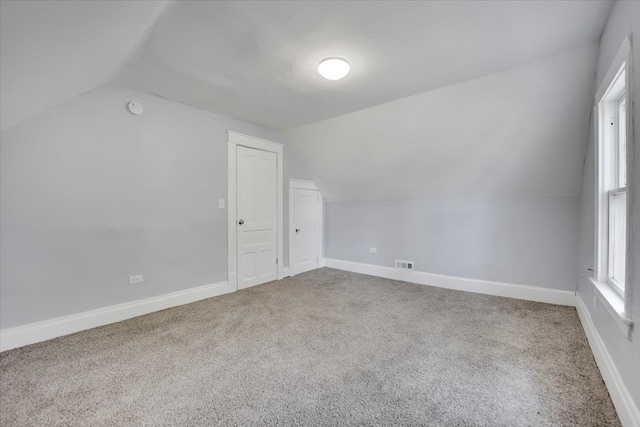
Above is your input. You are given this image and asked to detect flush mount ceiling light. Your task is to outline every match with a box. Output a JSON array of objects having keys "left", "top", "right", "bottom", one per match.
[{"left": 317, "top": 57, "right": 350, "bottom": 80}]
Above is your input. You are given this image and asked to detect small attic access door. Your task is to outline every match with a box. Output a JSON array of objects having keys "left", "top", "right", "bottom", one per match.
[
  {"left": 289, "top": 179, "right": 323, "bottom": 276},
  {"left": 228, "top": 131, "right": 284, "bottom": 292}
]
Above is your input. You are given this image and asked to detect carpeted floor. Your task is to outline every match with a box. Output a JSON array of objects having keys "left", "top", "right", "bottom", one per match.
[{"left": 0, "top": 268, "right": 620, "bottom": 426}]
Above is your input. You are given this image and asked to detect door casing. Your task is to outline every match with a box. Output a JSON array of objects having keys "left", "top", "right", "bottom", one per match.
[{"left": 228, "top": 131, "right": 283, "bottom": 292}]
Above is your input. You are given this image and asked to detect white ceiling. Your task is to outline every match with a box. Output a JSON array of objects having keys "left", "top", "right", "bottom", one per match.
[
  {"left": 0, "top": 0, "right": 170, "bottom": 131},
  {"left": 1, "top": 1, "right": 612, "bottom": 132},
  {"left": 0, "top": 1, "right": 613, "bottom": 201},
  {"left": 115, "top": 0, "right": 612, "bottom": 130},
  {"left": 286, "top": 45, "right": 598, "bottom": 201}
]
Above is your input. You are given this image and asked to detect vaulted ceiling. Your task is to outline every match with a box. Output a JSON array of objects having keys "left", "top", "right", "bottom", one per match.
[
  {"left": 286, "top": 45, "right": 597, "bottom": 201},
  {"left": 0, "top": 0, "right": 614, "bottom": 201},
  {"left": 0, "top": 0, "right": 171, "bottom": 132},
  {"left": 115, "top": 0, "right": 612, "bottom": 130},
  {"left": 2, "top": 1, "right": 612, "bottom": 132}
]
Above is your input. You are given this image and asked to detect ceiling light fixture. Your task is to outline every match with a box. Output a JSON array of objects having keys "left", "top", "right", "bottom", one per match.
[{"left": 318, "top": 57, "right": 350, "bottom": 80}]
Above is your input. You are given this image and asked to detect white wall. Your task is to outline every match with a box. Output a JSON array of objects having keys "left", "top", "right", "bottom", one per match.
[
  {"left": 576, "top": 0, "right": 640, "bottom": 409},
  {"left": 325, "top": 197, "right": 578, "bottom": 290},
  {"left": 0, "top": 85, "right": 310, "bottom": 329}
]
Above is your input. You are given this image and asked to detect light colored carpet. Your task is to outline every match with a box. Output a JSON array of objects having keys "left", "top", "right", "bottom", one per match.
[{"left": 0, "top": 268, "right": 620, "bottom": 426}]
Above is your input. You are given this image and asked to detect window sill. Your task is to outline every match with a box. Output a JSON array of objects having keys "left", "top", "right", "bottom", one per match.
[{"left": 589, "top": 277, "right": 633, "bottom": 340}]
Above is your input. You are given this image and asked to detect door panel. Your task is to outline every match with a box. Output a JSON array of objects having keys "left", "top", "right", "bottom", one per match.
[
  {"left": 237, "top": 146, "right": 277, "bottom": 289},
  {"left": 292, "top": 189, "right": 319, "bottom": 275}
]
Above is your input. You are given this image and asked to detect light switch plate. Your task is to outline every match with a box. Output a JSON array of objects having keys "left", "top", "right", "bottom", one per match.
[{"left": 218, "top": 199, "right": 225, "bottom": 209}]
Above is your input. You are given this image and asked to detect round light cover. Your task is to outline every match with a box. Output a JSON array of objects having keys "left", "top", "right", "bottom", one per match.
[{"left": 318, "top": 58, "right": 350, "bottom": 80}]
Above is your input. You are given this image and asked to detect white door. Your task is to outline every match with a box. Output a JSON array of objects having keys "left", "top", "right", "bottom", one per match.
[
  {"left": 292, "top": 189, "right": 320, "bottom": 275},
  {"left": 236, "top": 146, "right": 277, "bottom": 289}
]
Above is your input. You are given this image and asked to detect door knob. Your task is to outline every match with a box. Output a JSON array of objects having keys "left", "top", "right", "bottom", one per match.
[
  {"left": 238, "top": 219, "right": 245, "bottom": 225},
  {"left": 295, "top": 229, "right": 300, "bottom": 233}
]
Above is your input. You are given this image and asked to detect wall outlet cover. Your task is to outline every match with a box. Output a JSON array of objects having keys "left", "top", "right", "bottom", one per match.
[
  {"left": 129, "top": 274, "right": 144, "bottom": 285},
  {"left": 370, "top": 248, "right": 377, "bottom": 253}
]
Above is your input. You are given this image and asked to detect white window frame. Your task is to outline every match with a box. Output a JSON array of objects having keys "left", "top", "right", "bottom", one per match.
[{"left": 592, "top": 35, "right": 634, "bottom": 339}]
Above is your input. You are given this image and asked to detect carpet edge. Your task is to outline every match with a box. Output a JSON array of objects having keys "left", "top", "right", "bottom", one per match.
[
  {"left": 0, "top": 281, "right": 230, "bottom": 352},
  {"left": 576, "top": 295, "right": 640, "bottom": 427},
  {"left": 323, "top": 258, "right": 576, "bottom": 306}
]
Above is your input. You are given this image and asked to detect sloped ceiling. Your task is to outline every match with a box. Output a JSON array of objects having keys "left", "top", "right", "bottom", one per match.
[
  {"left": 116, "top": 0, "right": 612, "bottom": 130},
  {"left": 0, "top": 0, "right": 170, "bottom": 131},
  {"left": 1, "top": 1, "right": 611, "bottom": 132},
  {"left": 285, "top": 45, "right": 597, "bottom": 201},
  {"left": 0, "top": 1, "right": 613, "bottom": 201}
]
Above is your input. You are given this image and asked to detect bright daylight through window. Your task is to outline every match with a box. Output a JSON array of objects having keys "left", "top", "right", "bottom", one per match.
[
  {"left": 595, "top": 38, "right": 631, "bottom": 308},
  {"left": 598, "top": 65, "right": 627, "bottom": 295}
]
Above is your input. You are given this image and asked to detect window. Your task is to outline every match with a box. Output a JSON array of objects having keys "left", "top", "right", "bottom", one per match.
[
  {"left": 593, "top": 36, "right": 633, "bottom": 336},
  {"left": 600, "top": 68, "right": 627, "bottom": 296}
]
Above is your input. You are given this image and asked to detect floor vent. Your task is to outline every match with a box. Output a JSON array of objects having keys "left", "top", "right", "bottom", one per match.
[{"left": 395, "top": 260, "right": 414, "bottom": 271}]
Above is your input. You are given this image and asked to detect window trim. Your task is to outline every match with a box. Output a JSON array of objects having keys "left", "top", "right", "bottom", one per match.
[{"left": 593, "top": 35, "right": 634, "bottom": 339}]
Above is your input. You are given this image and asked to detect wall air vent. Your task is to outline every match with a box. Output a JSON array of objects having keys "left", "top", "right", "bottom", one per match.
[{"left": 395, "top": 260, "right": 414, "bottom": 271}]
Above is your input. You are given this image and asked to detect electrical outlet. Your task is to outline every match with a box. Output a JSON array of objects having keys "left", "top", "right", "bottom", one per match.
[
  {"left": 129, "top": 274, "right": 144, "bottom": 285},
  {"left": 218, "top": 199, "right": 225, "bottom": 209},
  {"left": 370, "top": 248, "right": 377, "bottom": 253}
]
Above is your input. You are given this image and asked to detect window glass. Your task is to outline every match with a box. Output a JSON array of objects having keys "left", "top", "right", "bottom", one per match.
[
  {"left": 609, "top": 191, "right": 626, "bottom": 292},
  {"left": 617, "top": 97, "right": 626, "bottom": 188}
]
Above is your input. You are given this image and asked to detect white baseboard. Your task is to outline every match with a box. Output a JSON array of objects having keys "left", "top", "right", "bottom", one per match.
[
  {"left": 283, "top": 267, "right": 290, "bottom": 278},
  {"left": 323, "top": 258, "right": 575, "bottom": 306},
  {"left": 0, "top": 281, "right": 230, "bottom": 352},
  {"left": 318, "top": 258, "right": 327, "bottom": 268},
  {"left": 576, "top": 295, "right": 640, "bottom": 427}
]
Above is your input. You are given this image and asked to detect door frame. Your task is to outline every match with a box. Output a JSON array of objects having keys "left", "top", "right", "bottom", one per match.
[
  {"left": 228, "top": 131, "right": 284, "bottom": 292},
  {"left": 289, "top": 179, "right": 324, "bottom": 276}
]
